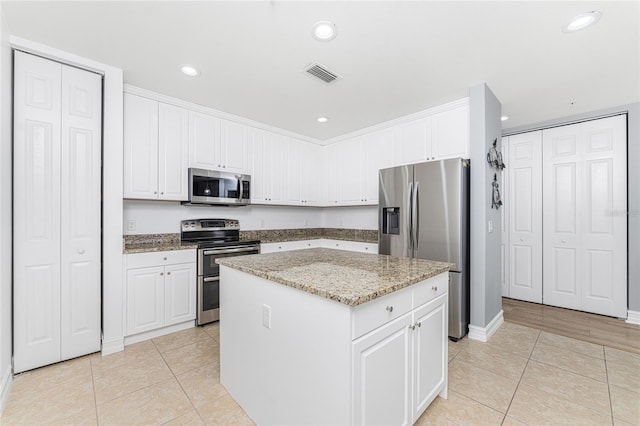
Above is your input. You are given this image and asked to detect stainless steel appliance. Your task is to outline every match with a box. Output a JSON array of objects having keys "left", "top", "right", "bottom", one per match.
[
  {"left": 181, "top": 219, "right": 260, "bottom": 325},
  {"left": 183, "top": 168, "right": 251, "bottom": 206},
  {"left": 379, "top": 158, "right": 470, "bottom": 340}
]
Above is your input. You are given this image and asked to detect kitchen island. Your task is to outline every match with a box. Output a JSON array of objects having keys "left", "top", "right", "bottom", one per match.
[{"left": 217, "top": 248, "right": 453, "bottom": 426}]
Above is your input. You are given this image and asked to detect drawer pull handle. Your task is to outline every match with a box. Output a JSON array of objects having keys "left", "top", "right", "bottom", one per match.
[
  {"left": 416, "top": 321, "right": 421, "bottom": 328},
  {"left": 432, "top": 286, "right": 438, "bottom": 291},
  {"left": 386, "top": 306, "right": 393, "bottom": 313}
]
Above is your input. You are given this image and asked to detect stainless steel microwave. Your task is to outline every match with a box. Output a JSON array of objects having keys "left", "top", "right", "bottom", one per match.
[{"left": 183, "top": 168, "right": 251, "bottom": 206}]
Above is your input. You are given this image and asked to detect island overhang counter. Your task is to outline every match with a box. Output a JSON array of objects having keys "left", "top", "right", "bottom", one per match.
[{"left": 217, "top": 247, "right": 453, "bottom": 426}]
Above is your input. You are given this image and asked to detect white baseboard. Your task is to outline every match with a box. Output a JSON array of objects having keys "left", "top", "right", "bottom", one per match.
[
  {"left": 101, "top": 338, "right": 125, "bottom": 356},
  {"left": 626, "top": 310, "right": 640, "bottom": 326},
  {"left": 468, "top": 310, "right": 504, "bottom": 342},
  {"left": 0, "top": 364, "right": 13, "bottom": 414},
  {"left": 123, "top": 320, "right": 195, "bottom": 346}
]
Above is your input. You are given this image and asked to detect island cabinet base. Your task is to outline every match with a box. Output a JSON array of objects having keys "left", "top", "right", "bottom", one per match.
[{"left": 220, "top": 266, "right": 448, "bottom": 426}]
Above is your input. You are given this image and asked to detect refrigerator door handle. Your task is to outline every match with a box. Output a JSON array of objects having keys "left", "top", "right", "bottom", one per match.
[
  {"left": 414, "top": 181, "right": 420, "bottom": 256},
  {"left": 408, "top": 181, "right": 414, "bottom": 255}
]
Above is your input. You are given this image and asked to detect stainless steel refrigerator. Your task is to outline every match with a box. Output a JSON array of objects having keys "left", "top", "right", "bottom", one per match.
[{"left": 379, "top": 158, "right": 470, "bottom": 340}]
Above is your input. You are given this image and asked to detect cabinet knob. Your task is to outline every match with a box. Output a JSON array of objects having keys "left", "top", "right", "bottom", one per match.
[
  {"left": 432, "top": 286, "right": 438, "bottom": 292},
  {"left": 160, "top": 192, "right": 164, "bottom": 195},
  {"left": 77, "top": 248, "right": 85, "bottom": 254},
  {"left": 365, "top": 247, "right": 368, "bottom": 250},
  {"left": 561, "top": 239, "right": 567, "bottom": 243},
  {"left": 409, "top": 324, "right": 415, "bottom": 330},
  {"left": 520, "top": 238, "right": 524, "bottom": 241},
  {"left": 164, "top": 257, "right": 167, "bottom": 261},
  {"left": 167, "top": 272, "right": 171, "bottom": 275},
  {"left": 160, "top": 272, "right": 164, "bottom": 276},
  {"left": 154, "top": 191, "right": 157, "bottom": 194},
  {"left": 386, "top": 305, "right": 393, "bottom": 313}
]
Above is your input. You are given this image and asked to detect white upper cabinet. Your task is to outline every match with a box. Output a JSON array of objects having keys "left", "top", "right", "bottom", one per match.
[
  {"left": 124, "top": 94, "right": 188, "bottom": 200},
  {"left": 158, "top": 103, "right": 189, "bottom": 200},
  {"left": 188, "top": 111, "right": 219, "bottom": 170},
  {"left": 395, "top": 117, "right": 433, "bottom": 164},
  {"left": 284, "top": 136, "right": 302, "bottom": 204},
  {"left": 219, "top": 119, "right": 248, "bottom": 173},
  {"left": 325, "top": 143, "right": 339, "bottom": 205},
  {"left": 302, "top": 142, "right": 323, "bottom": 206},
  {"left": 124, "top": 94, "right": 159, "bottom": 198},
  {"left": 338, "top": 137, "right": 365, "bottom": 204},
  {"left": 364, "top": 129, "right": 395, "bottom": 204},
  {"left": 431, "top": 105, "right": 470, "bottom": 160},
  {"left": 250, "top": 128, "right": 285, "bottom": 204}
]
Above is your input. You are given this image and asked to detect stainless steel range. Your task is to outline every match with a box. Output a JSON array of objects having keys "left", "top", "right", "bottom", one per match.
[{"left": 181, "top": 219, "right": 260, "bottom": 325}]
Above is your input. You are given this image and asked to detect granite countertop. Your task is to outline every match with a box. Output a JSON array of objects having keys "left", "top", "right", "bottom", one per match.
[
  {"left": 216, "top": 248, "right": 453, "bottom": 307},
  {"left": 124, "top": 242, "right": 198, "bottom": 254}
]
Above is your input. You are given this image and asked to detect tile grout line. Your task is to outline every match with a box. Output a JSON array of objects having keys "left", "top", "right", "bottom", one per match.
[
  {"left": 603, "top": 348, "right": 615, "bottom": 426},
  {"left": 500, "top": 329, "right": 542, "bottom": 425},
  {"left": 152, "top": 332, "right": 213, "bottom": 425},
  {"left": 89, "top": 356, "right": 100, "bottom": 426}
]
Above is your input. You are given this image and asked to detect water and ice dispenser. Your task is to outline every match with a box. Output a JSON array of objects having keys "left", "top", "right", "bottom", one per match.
[{"left": 382, "top": 207, "right": 400, "bottom": 235}]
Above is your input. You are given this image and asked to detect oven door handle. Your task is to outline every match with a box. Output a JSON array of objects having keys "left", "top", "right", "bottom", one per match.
[
  {"left": 203, "top": 276, "right": 220, "bottom": 283},
  {"left": 202, "top": 247, "right": 259, "bottom": 255}
]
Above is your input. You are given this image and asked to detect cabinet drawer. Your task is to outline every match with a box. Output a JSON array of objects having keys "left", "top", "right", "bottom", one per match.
[
  {"left": 352, "top": 285, "right": 413, "bottom": 339},
  {"left": 413, "top": 273, "right": 449, "bottom": 308},
  {"left": 127, "top": 249, "right": 196, "bottom": 269}
]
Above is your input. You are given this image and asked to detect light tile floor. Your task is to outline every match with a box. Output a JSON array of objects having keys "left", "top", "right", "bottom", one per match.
[{"left": 1, "top": 321, "right": 639, "bottom": 425}]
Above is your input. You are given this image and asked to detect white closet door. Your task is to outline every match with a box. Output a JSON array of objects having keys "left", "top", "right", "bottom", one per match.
[
  {"left": 60, "top": 64, "right": 102, "bottom": 359},
  {"left": 501, "top": 137, "right": 509, "bottom": 297},
  {"left": 508, "top": 131, "right": 543, "bottom": 303},
  {"left": 543, "top": 116, "right": 627, "bottom": 317},
  {"left": 13, "top": 52, "right": 63, "bottom": 373}
]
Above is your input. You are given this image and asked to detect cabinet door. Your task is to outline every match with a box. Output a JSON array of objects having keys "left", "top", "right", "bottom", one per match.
[
  {"left": 124, "top": 94, "right": 159, "bottom": 198},
  {"left": 164, "top": 263, "right": 196, "bottom": 325},
  {"left": 364, "top": 130, "right": 394, "bottom": 204},
  {"left": 302, "top": 142, "right": 323, "bottom": 205},
  {"left": 189, "top": 111, "right": 220, "bottom": 170},
  {"left": 338, "top": 138, "right": 364, "bottom": 204},
  {"left": 432, "top": 106, "right": 470, "bottom": 159},
  {"left": 284, "top": 137, "right": 302, "bottom": 204},
  {"left": 220, "top": 119, "right": 247, "bottom": 173},
  {"left": 158, "top": 103, "right": 188, "bottom": 200},
  {"left": 325, "top": 143, "right": 339, "bottom": 205},
  {"left": 395, "top": 117, "right": 432, "bottom": 164},
  {"left": 352, "top": 313, "right": 412, "bottom": 426},
  {"left": 127, "top": 266, "right": 164, "bottom": 335},
  {"left": 249, "top": 128, "right": 268, "bottom": 203},
  {"left": 266, "top": 132, "right": 285, "bottom": 204},
  {"left": 412, "top": 294, "right": 447, "bottom": 422}
]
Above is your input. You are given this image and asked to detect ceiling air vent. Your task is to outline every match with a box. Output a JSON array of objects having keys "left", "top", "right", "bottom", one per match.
[{"left": 304, "top": 62, "right": 341, "bottom": 84}]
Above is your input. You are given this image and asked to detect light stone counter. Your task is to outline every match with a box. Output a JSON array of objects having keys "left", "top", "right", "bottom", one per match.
[{"left": 216, "top": 247, "right": 453, "bottom": 307}]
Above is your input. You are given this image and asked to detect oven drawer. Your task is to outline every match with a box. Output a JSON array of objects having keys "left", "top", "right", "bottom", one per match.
[{"left": 126, "top": 249, "right": 196, "bottom": 269}]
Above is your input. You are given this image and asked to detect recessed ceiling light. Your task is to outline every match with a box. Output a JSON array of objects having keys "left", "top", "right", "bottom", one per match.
[
  {"left": 563, "top": 11, "right": 602, "bottom": 33},
  {"left": 312, "top": 21, "right": 337, "bottom": 41},
  {"left": 180, "top": 65, "right": 199, "bottom": 76},
  {"left": 501, "top": 116, "right": 509, "bottom": 122},
  {"left": 317, "top": 116, "right": 329, "bottom": 123}
]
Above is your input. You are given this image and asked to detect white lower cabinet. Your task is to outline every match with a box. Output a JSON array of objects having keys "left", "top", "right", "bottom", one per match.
[
  {"left": 125, "top": 250, "right": 196, "bottom": 337},
  {"left": 260, "top": 239, "right": 378, "bottom": 254},
  {"left": 353, "top": 290, "right": 448, "bottom": 425}
]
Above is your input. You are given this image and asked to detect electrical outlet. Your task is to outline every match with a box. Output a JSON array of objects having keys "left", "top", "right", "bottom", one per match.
[
  {"left": 488, "top": 220, "right": 493, "bottom": 233},
  {"left": 262, "top": 304, "right": 271, "bottom": 329},
  {"left": 127, "top": 220, "right": 136, "bottom": 232}
]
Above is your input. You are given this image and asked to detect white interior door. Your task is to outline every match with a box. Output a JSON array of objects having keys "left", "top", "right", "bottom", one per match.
[
  {"left": 13, "top": 51, "right": 63, "bottom": 373},
  {"left": 501, "top": 137, "right": 509, "bottom": 297},
  {"left": 543, "top": 116, "right": 627, "bottom": 317},
  {"left": 60, "top": 64, "right": 102, "bottom": 360},
  {"left": 508, "top": 131, "right": 543, "bottom": 303},
  {"left": 14, "top": 51, "right": 102, "bottom": 373}
]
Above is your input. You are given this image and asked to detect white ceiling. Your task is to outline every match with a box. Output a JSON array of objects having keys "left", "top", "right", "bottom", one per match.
[{"left": 2, "top": 1, "right": 638, "bottom": 142}]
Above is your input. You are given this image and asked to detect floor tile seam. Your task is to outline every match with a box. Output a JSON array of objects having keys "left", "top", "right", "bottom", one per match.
[
  {"left": 445, "top": 389, "right": 509, "bottom": 417},
  {"left": 153, "top": 333, "right": 215, "bottom": 355},
  {"left": 93, "top": 374, "right": 177, "bottom": 408},
  {"left": 603, "top": 354, "right": 617, "bottom": 426},
  {"left": 608, "top": 383, "right": 640, "bottom": 396},
  {"left": 534, "top": 340, "right": 607, "bottom": 360},
  {"left": 455, "top": 353, "right": 526, "bottom": 382},
  {"left": 89, "top": 357, "right": 100, "bottom": 426},
  {"left": 502, "top": 329, "right": 540, "bottom": 423},
  {"left": 527, "top": 355, "right": 608, "bottom": 384}
]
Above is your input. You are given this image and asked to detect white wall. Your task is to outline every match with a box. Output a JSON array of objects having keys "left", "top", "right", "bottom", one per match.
[
  {"left": 123, "top": 201, "right": 378, "bottom": 234},
  {"left": 0, "top": 6, "right": 13, "bottom": 410}
]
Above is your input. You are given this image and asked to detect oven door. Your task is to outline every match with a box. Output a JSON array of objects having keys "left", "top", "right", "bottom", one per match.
[
  {"left": 198, "top": 245, "right": 261, "bottom": 276},
  {"left": 198, "top": 276, "right": 220, "bottom": 325}
]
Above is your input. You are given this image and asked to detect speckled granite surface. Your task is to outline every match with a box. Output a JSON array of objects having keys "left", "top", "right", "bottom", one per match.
[
  {"left": 240, "top": 228, "right": 378, "bottom": 243},
  {"left": 123, "top": 234, "right": 197, "bottom": 253},
  {"left": 124, "top": 228, "right": 378, "bottom": 253},
  {"left": 217, "top": 248, "right": 452, "bottom": 307}
]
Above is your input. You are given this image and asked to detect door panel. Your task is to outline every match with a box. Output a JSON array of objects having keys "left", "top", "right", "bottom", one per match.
[
  {"left": 165, "top": 263, "right": 196, "bottom": 325},
  {"left": 159, "top": 103, "right": 188, "bottom": 200},
  {"left": 378, "top": 165, "right": 412, "bottom": 258},
  {"left": 60, "top": 64, "right": 102, "bottom": 359},
  {"left": 543, "top": 116, "right": 626, "bottom": 317},
  {"left": 506, "top": 131, "right": 542, "bottom": 303}
]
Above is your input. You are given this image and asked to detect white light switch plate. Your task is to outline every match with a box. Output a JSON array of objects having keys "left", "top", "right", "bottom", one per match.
[
  {"left": 262, "top": 304, "right": 271, "bottom": 329},
  {"left": 488, "top": 220, "right": 493, "bottom": 233}
]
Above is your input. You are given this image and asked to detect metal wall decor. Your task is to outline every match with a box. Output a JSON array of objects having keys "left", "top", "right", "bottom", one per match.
[{"left": 487, "top": 138, "right": 505, "bottom": 210}]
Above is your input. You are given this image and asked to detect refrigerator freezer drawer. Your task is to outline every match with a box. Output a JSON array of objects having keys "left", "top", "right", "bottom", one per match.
[{"left": 448, "top": 271, "right": 469, "bottom": 340}]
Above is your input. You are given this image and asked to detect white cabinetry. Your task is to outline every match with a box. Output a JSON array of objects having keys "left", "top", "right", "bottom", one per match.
[
  {"left": 13, "top": 52, "right": 103, "bottom": 373},
  {"left": 352, "top": 277, "right": 448, "bottom": 425},
  {"left": 218, "top": 119, "right": 248, "bottom": 173},
  {"left": 325, "top": 143, "right": 340, "bottom": 205},
  {"left": 250, "top": 129, "right": 284, "bottom": 204},
  {"left": 124, "top": 94, "right": 188, "bottom": 200},
  {"left": 188, "top": 112, "right": 248, "bottom": 173},
  {"left": 302, "top": 142, "right": 323, "bottom": 205},
  {"left": 260, "top": 240, "right": 378, "bottom": 254},
  {"left": 125, "top": 250, "right": 196, "bottom": 337}
]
